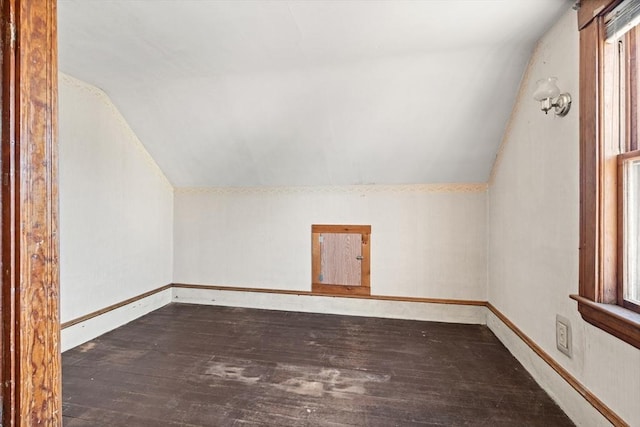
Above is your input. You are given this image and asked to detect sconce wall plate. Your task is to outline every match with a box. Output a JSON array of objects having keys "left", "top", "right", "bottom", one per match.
[{"left": 552, "top": 93, "right": 571, "bottom": 117}]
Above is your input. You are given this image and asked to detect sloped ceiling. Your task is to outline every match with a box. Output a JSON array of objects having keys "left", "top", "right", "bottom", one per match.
[{"left": 58, "top": 0, "right": 572, "bottom": 187}]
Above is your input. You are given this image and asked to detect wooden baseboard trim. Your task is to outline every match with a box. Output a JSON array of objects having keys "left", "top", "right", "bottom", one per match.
[
  {"left": 60, "top": 283, "right": 484, "bottom": 332},
  {"left": 171, "top": 283, "right": 487, "bottom": 306},
  {"left": 486, "top": 303, "right": 627, "bottom": 427},
  {"left": 60, "top": 284, "right": 172, "bottom": 330}
]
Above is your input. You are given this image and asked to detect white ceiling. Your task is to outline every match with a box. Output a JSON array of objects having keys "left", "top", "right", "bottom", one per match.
[{"left": 58, "top": 0, "right": 572, "bottom": 187}]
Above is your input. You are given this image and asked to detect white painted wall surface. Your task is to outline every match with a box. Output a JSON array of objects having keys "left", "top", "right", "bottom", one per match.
[
  {"left": 488, "top": 10, "right": 640, "bottom": 426},
  {"left": 59, "top": 74, "right": 174, "bottom": 323},
  {"left": 174, "top": 185, "right": 487, "bottom": 301}
]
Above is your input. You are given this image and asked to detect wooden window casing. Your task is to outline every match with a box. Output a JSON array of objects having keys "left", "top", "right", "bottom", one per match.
[
  {"left": 311, "top": 225, "right": 371, "bottom": 296},
  {"left": 572, "top": 0, "right": 640, "bottom": 349}
]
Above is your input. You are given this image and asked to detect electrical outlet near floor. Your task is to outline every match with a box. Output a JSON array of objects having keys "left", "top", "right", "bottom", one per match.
[{"left": 556, "top": 315, "right": 572, "bottom": 358}]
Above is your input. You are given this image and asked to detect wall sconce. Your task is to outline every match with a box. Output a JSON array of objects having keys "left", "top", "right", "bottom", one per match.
[{"left": 533, "top": 77, "right": 571, "bottom": 117}]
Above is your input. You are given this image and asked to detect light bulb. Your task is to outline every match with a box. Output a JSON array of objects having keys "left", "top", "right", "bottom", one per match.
[{"left": 533, "top": 77, "right": 561, "bottom": 102}]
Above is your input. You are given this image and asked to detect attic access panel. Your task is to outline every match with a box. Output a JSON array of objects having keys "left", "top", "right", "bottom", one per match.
[{"left": 311, "top": 225, "right": 371, "bottom": 296}]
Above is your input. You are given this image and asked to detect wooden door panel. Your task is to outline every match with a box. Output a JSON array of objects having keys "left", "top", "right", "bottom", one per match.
[{"left": 319, "top": 233, "right": 362, "bottom": 286}]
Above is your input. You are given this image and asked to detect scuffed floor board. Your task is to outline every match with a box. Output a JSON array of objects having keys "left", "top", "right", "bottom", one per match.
[{"left": 62, "top": 303, "right": 573, "bottom": 426}]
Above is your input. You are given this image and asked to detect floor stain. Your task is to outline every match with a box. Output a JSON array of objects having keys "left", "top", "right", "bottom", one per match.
[
  {"left": 202, "top": 358, "right": 389, "bottom": 400},
  {"left": 204, "top": 362, "right": 261, "bottom": 385},
  {"left": 78, "top": 342, "right": 96, "bottom": 353},
  {"left": 273, "top": 366, "right": 378, "bottom": 398},
  {"left": 277, "top": 378, "right": 325, "bottom": 397}
]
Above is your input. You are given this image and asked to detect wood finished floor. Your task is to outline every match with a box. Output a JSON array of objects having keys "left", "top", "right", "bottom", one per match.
[{"left": 62, "top": 304, "right": 574, "bottom": 426}]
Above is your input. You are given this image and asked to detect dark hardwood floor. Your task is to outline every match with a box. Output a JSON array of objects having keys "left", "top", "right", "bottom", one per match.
[{"left": 62, "top": 303, "right": 574, "bottom": 426}]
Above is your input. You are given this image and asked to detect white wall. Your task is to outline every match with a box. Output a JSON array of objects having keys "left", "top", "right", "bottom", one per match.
[
  {"left": 488, "top": 10, "right": 640, "bottom": 426},
  {"left": 59, "top": 74, "right": 174, "bottom": 323},
  {"left": 174, "top": 185, "right": 487, "bottom": 301}
]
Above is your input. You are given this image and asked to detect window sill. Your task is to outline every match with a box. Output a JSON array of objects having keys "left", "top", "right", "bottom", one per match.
[{"left": 571, "top": 295, "right": 640, "bottom": 349}]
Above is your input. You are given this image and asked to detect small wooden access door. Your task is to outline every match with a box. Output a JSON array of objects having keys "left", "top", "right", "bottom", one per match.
[{"left": 312, "top": 225, "right": 371, "bottom": 296}]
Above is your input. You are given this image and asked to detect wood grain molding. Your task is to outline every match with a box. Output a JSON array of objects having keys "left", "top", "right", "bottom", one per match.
[
  {"left": 59, "top": 283, "right": 486, "bottom": 362},
  {"left": 60, "top": 285, "right": 173, "bottom": 330},
  {"left": 1, "top": 0, "right": 62, "bottom": 424},
  {"left": 579, "top": 14, "right": 605, "bottom": 302},
  {"left": 487, "top": 303, "right": 628, "bottom": 427},
  {"left": 571, "top": 294, "right": 640, "bottom": 349},
  {"left": 171, "top": 283, "right": 487, "bottom": 306},
  {"left": 311, "top": 224, "right": 371, "bottom": 234},
  {"left": 308, "top": 283, "right": 372, "bottom": 297},
  {"left": 1, "top": 1, "right": 18, "bottom": 422}
]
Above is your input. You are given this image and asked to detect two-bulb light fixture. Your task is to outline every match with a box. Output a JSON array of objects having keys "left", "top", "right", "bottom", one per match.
[{"left": 533, "top": 77, "right": 571, "bottom": 117}]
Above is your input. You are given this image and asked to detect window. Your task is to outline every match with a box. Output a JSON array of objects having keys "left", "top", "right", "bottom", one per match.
[
  {"left": 616, "top": 21, "right": 640, "bottom": 312},
  {"left": 311, "top": 225, "right": 371, "bottom": 296},
  {"left": 573, "top": 0, "right": 640, "bottom": 349},
  {"left": 620, "top": 152, "right": 640, "bottom": 310}
]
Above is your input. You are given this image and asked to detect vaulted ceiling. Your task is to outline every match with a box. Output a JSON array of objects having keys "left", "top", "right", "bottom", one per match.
[{"left": 58, "top": 0, "right": 572, "bottom": 187}]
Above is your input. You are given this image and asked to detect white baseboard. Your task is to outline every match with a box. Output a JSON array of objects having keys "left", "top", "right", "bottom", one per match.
[
  {"left": 61, "top": 288, "right": 172, "bottom": 352},
  {"left": 171, "top": 287, "right": 487, "bottom": 324}
]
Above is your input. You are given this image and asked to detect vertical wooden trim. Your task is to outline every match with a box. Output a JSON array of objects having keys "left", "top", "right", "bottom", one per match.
[
  {"left": 1, "top": 0, "right": 17, "bottom": 423},
  {"left": 311, "top": 232, "right": 321, "bottom": 285},
  {"left": 18, "top": 0, "right": 61, "bottom": 423},
  {"left": 626, "top": 28, "right": 638, "bottom": 152},
  {"left": 601, "top": 28, "right": 621, "bottom": 304},
  {"left": 580, "top": 17, "right": 604, "bottom": 302},
  {"left": 2, "top": 0, "right": 61, "bottom": 425},
  {"left": 617, "top": 152, "right": 625, "bottom": 306},
  {"left": 360, "top": 232, "right": 370, "bottom": 290}
]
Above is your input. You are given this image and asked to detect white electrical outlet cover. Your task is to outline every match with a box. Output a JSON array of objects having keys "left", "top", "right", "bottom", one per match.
[{"left": 556, "top": 314, "right": 572, "bottom": 358}]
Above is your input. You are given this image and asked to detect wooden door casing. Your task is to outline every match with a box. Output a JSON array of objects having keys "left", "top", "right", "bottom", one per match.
[
  {"left": 1, "top": 0, "right": 61, "bottom": 425},
  {"left": 312, "top": 225, "right": 371, "bottom": 296}
]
